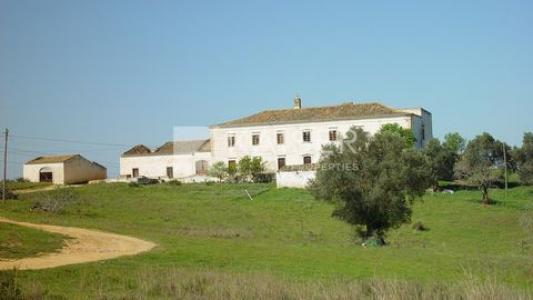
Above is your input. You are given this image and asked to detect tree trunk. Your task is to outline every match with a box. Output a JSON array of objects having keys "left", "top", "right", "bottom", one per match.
[{"left": 480, "top": 183, "right": 491, "bottom": 204}]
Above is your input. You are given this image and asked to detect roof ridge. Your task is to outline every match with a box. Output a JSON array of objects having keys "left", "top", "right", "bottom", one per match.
[
  {"left": 261, "top": 101, "right": 390, "bottom": 112},
  {"left": 212, "top": 101, "right": 404, "bottom": 128}
]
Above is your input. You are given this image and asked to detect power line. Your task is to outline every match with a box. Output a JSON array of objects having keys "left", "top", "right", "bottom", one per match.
[
  {"left": 10, "top": 134, "right": 133, "bottom": 148},
  {"left": 9, "top": 147, "right": 122, "bottom": 154}
]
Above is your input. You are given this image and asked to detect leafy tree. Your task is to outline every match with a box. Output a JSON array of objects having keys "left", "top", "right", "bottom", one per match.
[
  {"left": 250, "top": 156, "right": 266, "bottom": 181},
  {"left": 454, "top": 133, "right": 509, "bottom": 204},
  {"left": 227, "top": 162, "right": 238, "bottom": 178},
  {"left": 513, "top": 132, "right": 533, "bottom": 184},
  {"left": 379, "top": 123, "right": 415, "bottom": 147},
  {"left": 443, "top": 132, "right": 466, "bottom": 155},
  {"left": 422, "top": 138, "right": 456, "bottom": 190},
  {"left": 309, "top": 127, "right": 430, "bottom": 244},
  {"left": 238, "top": 156, "right": 253, "bottom": 181},
  {"left": 208, "top": 161, "right": 228, "bottom": 182}
]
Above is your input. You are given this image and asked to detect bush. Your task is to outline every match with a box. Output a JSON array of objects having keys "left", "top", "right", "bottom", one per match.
[
  {"left": 30, "top": 188, "right": 79, "bottom": 214},
  {"left": 15, "top": 178, "right": 29, "bottom": 183},
  {"left": 0, "top": 189, "right": 17, "bottom": 200},
  {"left": 252, "top": 173, "right": 275, "bottom": 183},
  {"left": 137, "top": 176, "right": 159, "bottom": 185},
  {"left": 167, "top": 180, "right": 182, "bottom": 186}
]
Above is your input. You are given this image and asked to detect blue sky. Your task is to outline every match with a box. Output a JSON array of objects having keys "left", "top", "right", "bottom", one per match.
[{"left": 1, "top": 0, "right": 532, "bottom": 178}]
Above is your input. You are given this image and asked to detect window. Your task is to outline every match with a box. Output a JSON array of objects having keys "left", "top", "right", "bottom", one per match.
[
  {"left": 303, "top": 130, "right": 311, "bottom": 142},
  {"left": 252, "top": 133, "right": 260, "bottom": 145},
  {"left": 228, "top": 160, "right": 236, "bottom": 169},
  {"left": 276, "top": 133, "right": 284, "bottom": 145},
  {"left": 132, "top": 168, "right": 139, "bottom": 178},
  {"left": 277, "top": 157, "right": 286, "bottom": 170},
  {"left": 329, "top": 130, "right": 337, "bottom": 141},
  {"left": 227, "top": 135, "right": 235, "bottom": 147},
  {"left": 421, "top": 125, "right": 425, "bottom": 141},
  {"left": 166, "top": 167, "right": 173, "bottom": 179},
  {"left": 303, "top": 156, "right": 312, "bottom": 165}
]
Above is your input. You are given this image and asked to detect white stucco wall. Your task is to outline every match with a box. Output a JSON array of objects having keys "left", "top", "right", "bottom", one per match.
[
  {"left": 210, "top": 115, "right": 414, "bottom": 172},
  {"left": 276, "top": 171, "right": 316, "bottom": 188},
  {"left": 63, "top": 156, "right": 107, "bottom": 184},
  {"left": 22, "top": 156, "right": 106, "bottom": 185},
  {"left": 23, "top": 163, "right": 65, "bottom": 184},
  {"left": 119, "top": 152, "right": 211, "bottom": 179},
  {"left": 400, "top": 108, "right": 433, "bottom": 148}
]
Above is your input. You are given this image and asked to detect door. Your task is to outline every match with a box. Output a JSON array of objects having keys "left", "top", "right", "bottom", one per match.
[
  {"left": 39, "top": 167, "right": 53, "bottom": 182},
  {"left": 195, "top": 160, "right": 208, "bottom": 175},
  {"left": 132, "top": 168, "right": 139, "bottom": 178},
  {"left": 277, "top": 158, "right": 286, "bottom": 170}
]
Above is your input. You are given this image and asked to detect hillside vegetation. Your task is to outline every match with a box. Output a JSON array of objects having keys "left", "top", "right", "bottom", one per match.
[{"left": 0, "top": 183, "right": 531, "bottom": 299}]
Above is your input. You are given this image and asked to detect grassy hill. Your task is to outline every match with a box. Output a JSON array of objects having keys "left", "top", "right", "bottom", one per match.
[
  {"left": 0, "top": 183, "right": 531, "bottom": 299},
  {"left": 0, "top": 223, "right": 65, "bottom": 260}
]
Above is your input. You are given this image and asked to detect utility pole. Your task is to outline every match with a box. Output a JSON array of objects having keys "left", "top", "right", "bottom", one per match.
[
  {"left": 2, "top": 128, "right": 8, "bottom": 202},
  {"left": 503, "top": 143, "right": 508, "bottom": 200}
]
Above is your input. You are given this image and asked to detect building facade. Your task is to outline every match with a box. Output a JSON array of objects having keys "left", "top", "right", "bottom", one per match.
[
  {"left": 23, "top": 154, "right": 107, "bottom": 184},
  {"left": 120, "top": 99, "right": 432, "bottom": 180},
  {"left": 119, "top": 140, "right": 211, "bottom": 180}
]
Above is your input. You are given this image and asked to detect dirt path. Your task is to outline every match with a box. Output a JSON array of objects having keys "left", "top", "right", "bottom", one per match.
[{"left": 0, "top": 217, "right": 156, "bottom": 270}]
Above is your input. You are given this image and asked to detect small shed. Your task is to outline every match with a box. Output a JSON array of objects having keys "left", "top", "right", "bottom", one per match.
[{"left": 23, "top": 154, "right": 107, "bottom": 185}]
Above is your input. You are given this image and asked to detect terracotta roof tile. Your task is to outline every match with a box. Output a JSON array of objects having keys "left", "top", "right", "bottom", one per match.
[
  {"left": 25, "top": 154, "right": 78, "bottom": 164},
  {"left": 212, "top": 102, "right": 410, "bottom": 128},
  {"left": 122, "top": 139, "right": 211, "bottom": 157}
]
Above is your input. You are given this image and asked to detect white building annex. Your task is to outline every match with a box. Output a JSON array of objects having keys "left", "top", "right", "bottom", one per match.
[
  {"left": 23, "top": 154, "right": 107, "bottom": 185},
  {"left": 119, "top": 98, "right": 432, "bottom": 182},
  {"left": 120, "top": 140, "right": 211, "bottom": 180}
]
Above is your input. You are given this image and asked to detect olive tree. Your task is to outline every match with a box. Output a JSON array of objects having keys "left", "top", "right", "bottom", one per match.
[
  {"left": 208, "top": 161, "right": 228, "bottom": 182},
  {"left": 422, "top": 138, "right": 456, "bottom": 190},
  {"left": 238, "top": 156, "right": 253, "bottom": 181},
  {"left": 379, "top": 123, "right": 415, "bottom": 147},
  {"left": 309, "top": 127, "right": 430, "bottom": 244},
  {"left": 443, "top": 132, "right": 466, "bottom": 155},
  {"left": 513, "top": 132, "right": 533, "bottom": 185},
  {"left": 454, "top": 133, "right": 509, "bottom": 204}
]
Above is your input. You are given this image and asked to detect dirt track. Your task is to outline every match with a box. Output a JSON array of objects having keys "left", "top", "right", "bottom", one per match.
[{"left": 0, "top": 217, "right": 156, "bottom": 270}]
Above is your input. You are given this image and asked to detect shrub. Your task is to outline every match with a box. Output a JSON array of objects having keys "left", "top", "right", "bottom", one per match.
[
  {"left": 253, "top": 173, "right": 275, "bottom": 183},
  {"left": 0, "top": 189, "right": 17, "bottom": 200},
  {"left": 167, "top": 180, "right": 182, "bottom": 186},
  {"left": 15, "top": 178, "right": 29, "bottom": 183},
  {"left": 137, "top": 177, "right": 159, "bottom": 185},
  {"left": 30, "top": 188, "right": 79, "bottom": 214}
]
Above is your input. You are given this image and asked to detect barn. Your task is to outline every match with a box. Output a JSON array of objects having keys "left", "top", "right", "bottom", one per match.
[{"left": 23, "top": 154, "right": 107, "bottom": 185}]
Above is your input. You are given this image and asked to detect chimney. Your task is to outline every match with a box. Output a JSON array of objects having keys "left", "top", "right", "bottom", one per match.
[{"left": 293, "top": 96, "right": 302, "bottom": 109}]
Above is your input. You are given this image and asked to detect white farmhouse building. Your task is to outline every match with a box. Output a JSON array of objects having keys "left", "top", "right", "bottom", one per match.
[
  {"left": 23, "top": 154, "right": 107, "bottom": 185},
  {"left": 119, "top": 98, "right": 432, "bottom": 181},
  {"left": 120, "top": 140, "right": 211, "bottom": 180}
]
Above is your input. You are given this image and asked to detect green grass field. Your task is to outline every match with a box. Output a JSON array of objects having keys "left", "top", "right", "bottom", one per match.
[
  {"left": 4, "top": 180, "right": 52, "bottom": 191},
  {"left": 0, "top": 223, "right": 65, "bottom": 260},
  {"left": 0, "top": 182, "right": 532, "bottom": 299}
]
